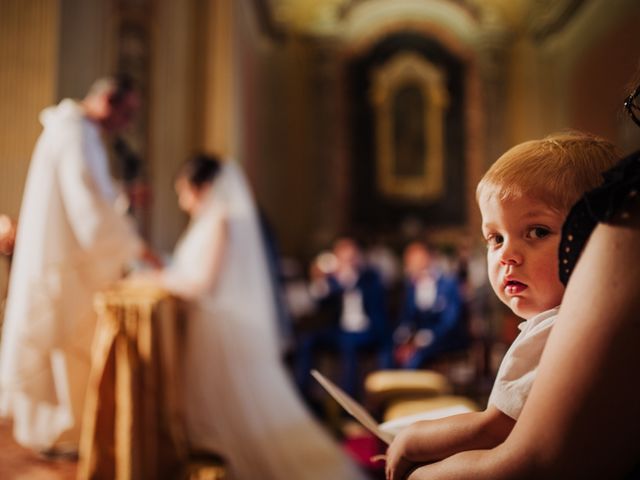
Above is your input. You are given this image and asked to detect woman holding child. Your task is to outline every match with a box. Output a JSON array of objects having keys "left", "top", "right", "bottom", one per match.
[{"left": 386, "top": 131, "right": 629, "bottom": 479}]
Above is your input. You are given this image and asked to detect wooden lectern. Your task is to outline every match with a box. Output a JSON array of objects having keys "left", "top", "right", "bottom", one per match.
[{"left": 77, "top": 283, "right": 188, "bottom": 480}]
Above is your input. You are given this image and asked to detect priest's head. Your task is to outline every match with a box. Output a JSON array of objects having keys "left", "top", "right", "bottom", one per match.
[{"left": 82, "top": 74, "right": 141, "bottom": 133}]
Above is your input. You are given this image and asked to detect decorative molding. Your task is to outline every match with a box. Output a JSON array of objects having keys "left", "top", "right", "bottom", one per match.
[
  {"left": 528, "top": 0, "right": 586, "bottom": 42},
  {"left": 370, "top": 52, "right": 449, "bottom": 202},
  {"left": 339, "top": 0, "right": 480, "bottom": 57},
  {"left": 339, "top": 0, "right": 481, "bottom": 21}
]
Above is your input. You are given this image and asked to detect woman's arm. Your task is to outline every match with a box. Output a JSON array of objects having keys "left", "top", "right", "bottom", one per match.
[
  {"left": 407, "top": 208, "right": 640, "bottom": 479},
  {"left": 162, "top": 207, "right": 229, "bottom": 299},
  {"left": 386, "top": 406, "right": 514, "bottom": 480}
]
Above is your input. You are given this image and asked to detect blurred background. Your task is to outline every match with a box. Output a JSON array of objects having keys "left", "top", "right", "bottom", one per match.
[
  {"left": 1, "top": 0, "right": 639, "bottom": 256},
  {"left": 1, "top": 0, "right": 640, "bottom": 432},
  {"left": 2, "top": 2, "right": 640, "bottom": 475}
]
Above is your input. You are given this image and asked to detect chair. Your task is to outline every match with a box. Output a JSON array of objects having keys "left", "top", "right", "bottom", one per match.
[{"left": 364, "top": 369, "right": 480, "bottom": 437}]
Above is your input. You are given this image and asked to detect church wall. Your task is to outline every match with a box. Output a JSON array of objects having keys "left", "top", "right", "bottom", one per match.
[
  {"left": 503, "top": 0, "right": 640, "bottom": 151},
  {"left": 0, "top": 0, "right": 115, "bottom": 219},
  {"left": 198, "top": 0, "right": 235, "bottom": 156},
  {"left": 232, "top": 3, "right": 325, "bottom": 258},
  {"left": 299, "top": 39, "right": 351, "bottom": 254},
  {"left": 568, "top": 6, "right": 640, "bottom": 154},
  {"left": 0, "top": 0, "right": 59, "bottom": 218},
  {"left": 271, "top": 38, "right": 337, "bottom": 256},
  {"left": 2, "top": 0, "right": 639, "bottom": 261},
  {"left": 57, "top": 0, "right": 112, "bottom": 101},
  {"left": 147, "top": 0, "right": 200, "bottom": 253}
]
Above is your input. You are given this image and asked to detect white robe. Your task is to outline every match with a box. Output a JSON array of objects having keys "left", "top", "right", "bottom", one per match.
[
  {"left": 163, "top": 163, "right": 366, "bottom": 480},
  {"left": 0, "top": 99, "right": 142, "bottom": 450}
]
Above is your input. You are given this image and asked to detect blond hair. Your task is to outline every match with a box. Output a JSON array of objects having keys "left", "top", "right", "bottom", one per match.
[{"left": 476, "top": 131, "right": 620, "bottom": 213}]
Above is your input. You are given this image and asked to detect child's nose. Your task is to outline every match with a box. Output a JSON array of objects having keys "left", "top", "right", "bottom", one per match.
[{"left": 499, "top": 242, "right": 523, "bottom": 265}]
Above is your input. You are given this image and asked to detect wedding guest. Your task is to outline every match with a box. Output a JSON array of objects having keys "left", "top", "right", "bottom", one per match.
[
  {"left": 297, "top": 237, "right": 394, "bottom": 399},
  {"left": 392, "top": 82, "right": 640, "bottom": 480},
  {"left": 393, "top": 241, "right": 465, "bottom": 369},
  {"left": 385, "top": 131, "right": 621, "bottom": 480}
]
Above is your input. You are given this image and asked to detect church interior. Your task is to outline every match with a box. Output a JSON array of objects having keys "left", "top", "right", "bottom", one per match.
[{"left": 1, "top": 0, "right": 640, "bottom": 478}]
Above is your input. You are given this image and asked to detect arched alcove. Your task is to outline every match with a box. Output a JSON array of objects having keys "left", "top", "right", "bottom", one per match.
[{"left": 333, "top": 0, "right": 485, "bottom": 243}]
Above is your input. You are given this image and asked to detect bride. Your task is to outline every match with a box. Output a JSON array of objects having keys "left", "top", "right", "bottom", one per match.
[{"left": 144, "top": 154, "right": 366, "bottom": 480}]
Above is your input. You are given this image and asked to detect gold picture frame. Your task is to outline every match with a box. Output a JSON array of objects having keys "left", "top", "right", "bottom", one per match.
[{"left": 370, "top": 52, "right": 449, "bottom": 202}]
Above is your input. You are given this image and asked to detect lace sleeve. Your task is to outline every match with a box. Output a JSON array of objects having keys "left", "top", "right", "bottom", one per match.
[{"left": 559, "top": 151, "right": 640, "bottom": 285}]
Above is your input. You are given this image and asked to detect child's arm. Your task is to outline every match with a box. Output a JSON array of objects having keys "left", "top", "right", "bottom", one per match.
[{"left": 386, "top": 406, "right": 514, "bottom": 480}]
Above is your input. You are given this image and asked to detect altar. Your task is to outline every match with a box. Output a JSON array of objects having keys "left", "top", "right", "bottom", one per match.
[{"left": 77, "top": 282, "right": 188, "bottom": 479}]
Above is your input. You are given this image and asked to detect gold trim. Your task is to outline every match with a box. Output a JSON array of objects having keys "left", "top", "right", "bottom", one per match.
[{"left": 370, "top": 52, "right": 449, "bottom": 202}]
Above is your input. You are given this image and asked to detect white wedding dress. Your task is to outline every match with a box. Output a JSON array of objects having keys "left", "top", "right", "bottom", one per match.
[{"left": 162, "top": 163, "right": 366, "bottom": 480}]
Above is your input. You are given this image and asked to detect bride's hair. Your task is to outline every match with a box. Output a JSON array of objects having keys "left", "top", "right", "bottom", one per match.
[{"left": 177, "top": 153, "right": 222, "bottom": 189}]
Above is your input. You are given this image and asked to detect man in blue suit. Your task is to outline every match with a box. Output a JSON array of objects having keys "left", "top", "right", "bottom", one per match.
[
  {"left": 393, "top": 241, "right": 466, "bottom": 369},
  {"left": 297, "top": 237, "right": 393, "bottom": 399}
]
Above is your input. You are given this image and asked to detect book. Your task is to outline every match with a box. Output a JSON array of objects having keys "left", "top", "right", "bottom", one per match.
[{"left": 311, "top": 369, "right": 476, "bottom": 443}]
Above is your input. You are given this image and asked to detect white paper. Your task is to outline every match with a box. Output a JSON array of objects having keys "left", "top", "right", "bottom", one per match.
[
  {"left": 311, "top": 370, "right": 394, "bottom": 444},
  {"left": 311, "top": 370, "right": 475, "bottom": 443}
]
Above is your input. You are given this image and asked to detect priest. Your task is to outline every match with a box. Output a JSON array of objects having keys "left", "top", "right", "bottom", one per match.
[{"left": 0, "top": 75, "right": 148, "bottom": 454}]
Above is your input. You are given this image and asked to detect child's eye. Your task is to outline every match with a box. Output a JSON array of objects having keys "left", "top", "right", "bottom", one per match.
[
  {"left": 485, "top": 234, "right": 504, "bottom": 247},
  {"left": 527, "top": 226, "right": 551, "bottom": 239}
]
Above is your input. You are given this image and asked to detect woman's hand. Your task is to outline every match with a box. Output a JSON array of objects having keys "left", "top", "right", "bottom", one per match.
[
  {"left": 125, "top": 269, "right": 164, "bottom": 288},
  {"left": 140, "top": 245, "right": 164, "bottom": 269}
]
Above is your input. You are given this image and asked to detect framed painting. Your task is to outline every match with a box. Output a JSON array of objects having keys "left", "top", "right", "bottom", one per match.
[{"left": 370, "top": 53, "right": 449, "bottom": 202}]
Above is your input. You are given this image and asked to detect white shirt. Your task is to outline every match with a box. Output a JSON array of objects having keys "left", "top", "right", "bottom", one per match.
[{"left": 488, "top": 307, "right": 559, "bottom": 419}]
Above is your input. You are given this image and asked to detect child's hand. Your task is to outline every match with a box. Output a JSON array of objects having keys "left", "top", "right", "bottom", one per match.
[{"left": 386, "top": 428, "right": 419, "bottom": 480}]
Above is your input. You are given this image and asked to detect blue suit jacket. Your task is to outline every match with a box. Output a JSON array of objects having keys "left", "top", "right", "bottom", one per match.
[
  {"left": 322, "top": 268, "right": 390, "bottom": 341},
  {"left": 397, "top": 273, "right": 463, "bottom": 342}
]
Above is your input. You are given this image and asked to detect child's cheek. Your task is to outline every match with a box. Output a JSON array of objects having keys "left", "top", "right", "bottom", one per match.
[{"left": 487, "top": 261, "right": 502, "bottom": 299}]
